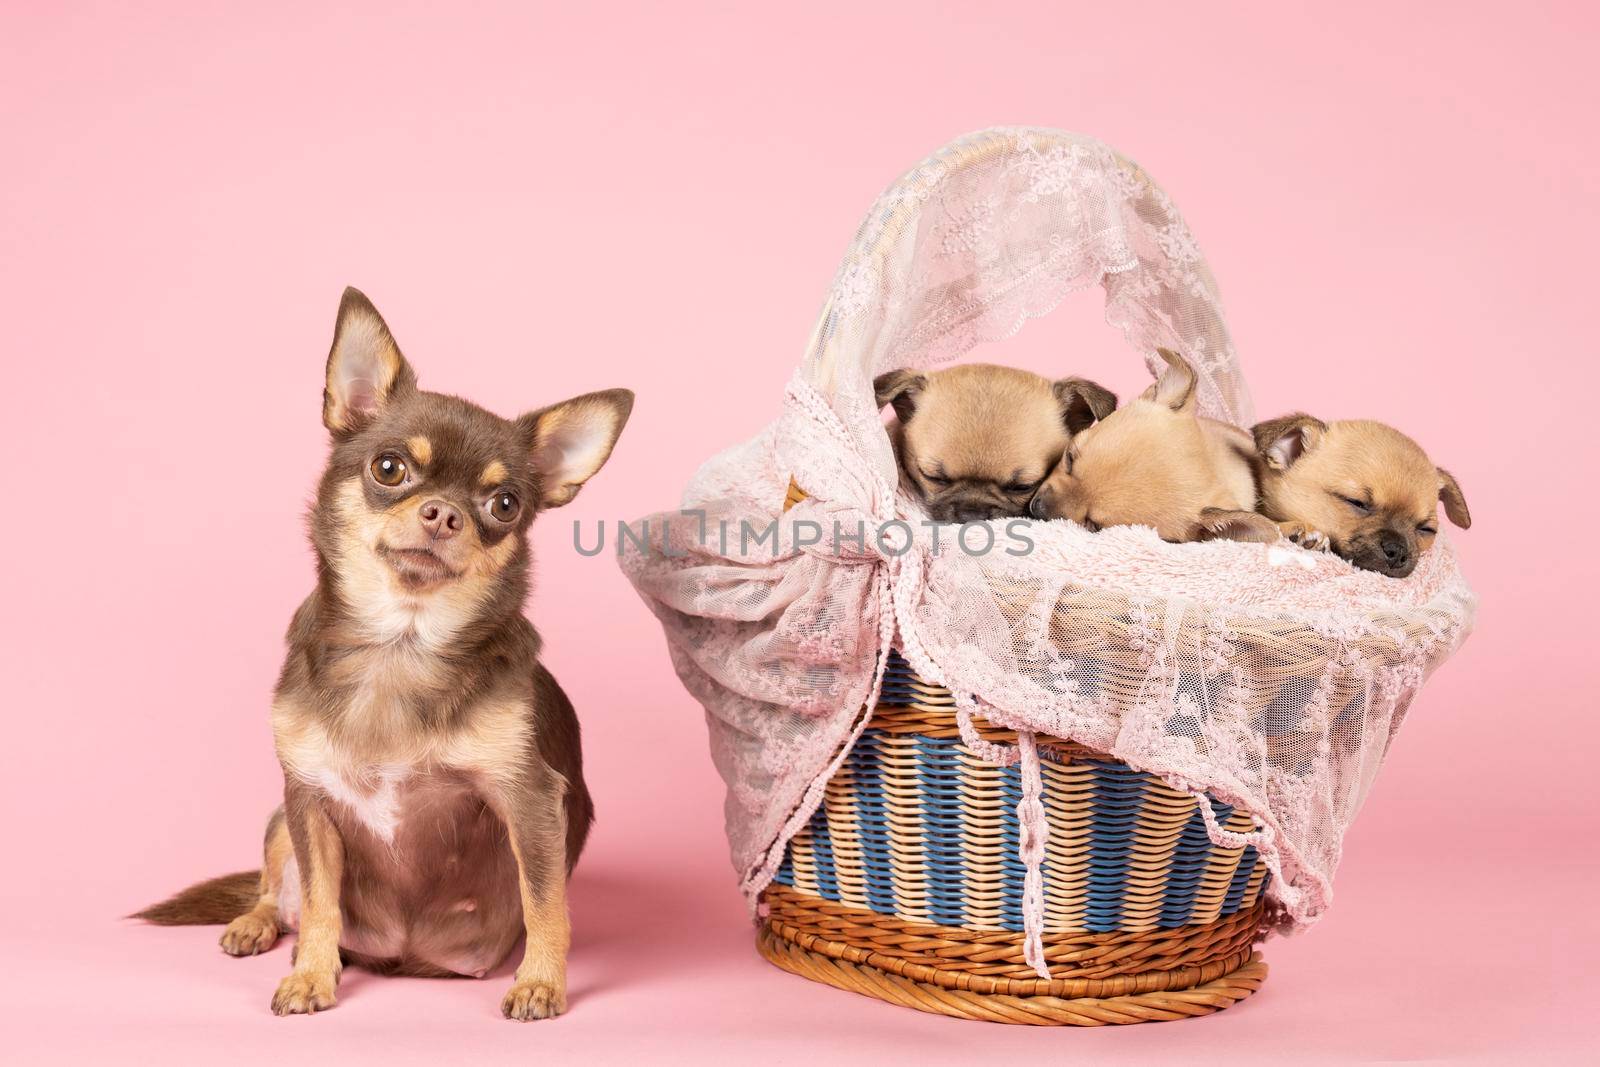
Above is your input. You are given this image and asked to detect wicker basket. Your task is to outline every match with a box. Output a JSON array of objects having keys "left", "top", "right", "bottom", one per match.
[
  {"left": 758, "top": 482, "right": 1269, "bottom": 1024},
  {"left": 758, "top": 655, "right": 1270, "bottom": 1024}
]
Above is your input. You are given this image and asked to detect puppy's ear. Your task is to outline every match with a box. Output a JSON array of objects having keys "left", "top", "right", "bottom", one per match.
[
  {"left": 323, "top": 287, "right": 417, "bottom": 435},
  {"left": 1252, "top": 414, "right": 1328, "bottom": 470},
  {"left": 518, "top": 389, "right": 635, "bottom": 510},
  {"left": 1437, "top": 468, "right": 1471, "bottom": 528},
  {"left": 1054, "top": 377, "right": 1117, "bottom": 435},
  {"left": 1198, "top": 508, "right": 1280, "bottom": 544},
  {"left": 873, "top": 370, "right": 926, "bottom": 423},
  {"left": 1140, "top": 348, "right": 1197, "bottom": 412}
]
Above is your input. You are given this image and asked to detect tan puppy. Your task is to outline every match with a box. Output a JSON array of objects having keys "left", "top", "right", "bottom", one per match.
[
  {"left": 874, "top": 363, "right": 1116, "bottom": 522},
  {"left": 1029, "top": 348, "right": 1277, "bottom": 543},
  {"left": 1252, "top": 414, "right": 1470, "bottom": 577}
]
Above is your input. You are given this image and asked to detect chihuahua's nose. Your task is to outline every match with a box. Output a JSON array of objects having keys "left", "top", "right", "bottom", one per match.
[
  {"left": 1029, "top": 495, "right": 1048, "bottom": 520},
  {"left": 1378, "top": 530, "right": 1409, "bottom": 567},
  {"left": 419, "top": 500, "right": 463, "bottom": 541}
]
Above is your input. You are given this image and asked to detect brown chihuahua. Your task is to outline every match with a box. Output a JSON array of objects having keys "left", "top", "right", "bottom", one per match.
[
  {"left": 137, "top": 288, "right": 633, "bottom": 1020},
  {"left": 875, "top": 363, "right": 1116, "bottom": 521},
  {"left": 1252, "top": 414, "right": 1470, "bottom": 577},
  {"left": 1029, "top": 348, "right": 1277, "bottom": 543}
]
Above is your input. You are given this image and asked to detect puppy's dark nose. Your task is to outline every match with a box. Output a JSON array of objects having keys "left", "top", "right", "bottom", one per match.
[
  {"left": 419, "top": 500, "right": 463, "bottom": 541},
  {"left": 955, "top": 505, "right": 1000, "bottom": 523},
  {"left": 1029, "top": 495, "right": 1048, "bottom": 520},
  {"left": 1378, "top": 530, "right": 1409, "bottom": 567}
]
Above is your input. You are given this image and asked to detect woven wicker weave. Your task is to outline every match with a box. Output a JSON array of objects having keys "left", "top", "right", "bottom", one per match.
[{"left": 758, "top": 480, "right": 1270, "bottom": 1024}]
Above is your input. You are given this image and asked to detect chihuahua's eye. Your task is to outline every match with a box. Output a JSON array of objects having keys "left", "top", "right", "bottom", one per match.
[
  {"left": 1005, "top": 478, "right": 1044, "bottom": 494},
  {"left": 1417, "top": 523, "right": 1437, "bottom": 535},
  {"left": 370, "top": 453, "right": 409, "bottom": 487},
  {"left": 488, "top": 491, "right": 521, "bottom": 523},
  {"left": 1337, "top": 494, "right": 1372, "bottom": 515},
  {"left": 921, "top": 469, "right": 951, "bottom": 486}
]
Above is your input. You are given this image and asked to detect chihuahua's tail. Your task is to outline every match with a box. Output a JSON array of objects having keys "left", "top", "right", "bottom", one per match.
[{"left": 132, "top": 870, "right": 260, "bottom": 925}]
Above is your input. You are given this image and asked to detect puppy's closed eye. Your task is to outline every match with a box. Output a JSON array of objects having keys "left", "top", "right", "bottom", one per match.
[{"left": 1334, "top": 493, "right": 1372, "bottom": 515}]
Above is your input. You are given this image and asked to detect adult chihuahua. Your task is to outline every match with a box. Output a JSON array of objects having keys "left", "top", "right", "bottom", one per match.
[{"left": 137, "top": 288, "right": 633, "bottom": 1020}]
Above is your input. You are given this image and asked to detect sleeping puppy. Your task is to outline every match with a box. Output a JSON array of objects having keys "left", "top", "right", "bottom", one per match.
[
  {"left": 1028, "top": 348, "right": 1277, "bottom": 543},
  {"left": 1252, "top": 414, "right": 1471, "bottom": 577},
  {"left": 874, "top": 363, "right": 1116, "bottom": 521}
]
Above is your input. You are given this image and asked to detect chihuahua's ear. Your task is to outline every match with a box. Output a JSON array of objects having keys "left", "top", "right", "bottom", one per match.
[
  {"left": 1198, "top": 508, "right": 1280, "bottom": 544},
  {"left": 1252, "top": 414, "right": 1328, "bottom": 471},
  {"left": 873, "top": 370, "right": 926, "bottom": 423},
  {"left": 1437, "top": 468, "right": 1471, "bottom": 528},
  {"left": 1054, "top": 377, "right": 1117, "bottom": 435},
  {"left": 1140, "top": 348, "right": 1197, "bottom": 412},
  {"left": 519, "top": 389, "right": 635, "bottom": 510},
  {"left": 323, "top": 287, "right": 416, "bottom": 435}
]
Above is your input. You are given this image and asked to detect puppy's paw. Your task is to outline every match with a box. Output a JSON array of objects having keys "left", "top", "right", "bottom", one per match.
[
  {"left": 1278, "top": 521, "right": 1330, "bottom": 552},
  {"left": 221, "top": 911, "right": 280, "bottom": 957},
  {"left": 1300, "top": 530, "right": 1331, "bottom": 552},
  {"left": 271, "top": 971, "right": 337, "bottom": 1016},
  {"left": 501, "top": 979, "right": 566, "bottom": 1021}
]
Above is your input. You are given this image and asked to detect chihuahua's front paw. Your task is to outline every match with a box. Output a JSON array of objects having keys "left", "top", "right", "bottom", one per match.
[
  {"left": 271, "top": 971, "right": 337, "bottom": 1016},
  {"left": 221, "top": 911, "right": 280, "bottom": 957},
  {"left": 1278, "top": 521, "right": 1330, "bottom": 552},
  {"left": 501, "top": 979, "right": 566, "bottom": 1021}
]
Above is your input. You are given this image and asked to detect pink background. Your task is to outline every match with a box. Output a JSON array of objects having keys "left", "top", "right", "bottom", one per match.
[{"left": 4, "top": 3, "right": 1596, "bottom": 1062}]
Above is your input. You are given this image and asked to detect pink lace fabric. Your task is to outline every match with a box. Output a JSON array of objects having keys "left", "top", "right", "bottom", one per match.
[{"left": 620, "top": 128, "right": 1476, "bottom": 977}]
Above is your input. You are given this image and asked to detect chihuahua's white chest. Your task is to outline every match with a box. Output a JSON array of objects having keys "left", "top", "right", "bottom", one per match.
[
  {"left": 272, "top": 689, "right": 431, "bottom": 844},
  {"left": 272, "top": 681, "right": 531, "bottom": 846},
  {"left": 307, "top": 757, "right": 413, "bottom": 843}
]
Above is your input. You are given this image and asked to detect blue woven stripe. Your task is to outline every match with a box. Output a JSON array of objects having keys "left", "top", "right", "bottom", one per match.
[
  {"left": 1159, "top": 798, "right": 1230, "bottom": 926},
  {"left": 1221, "top": 844, "right": 1259, "bottom": 915},
  {"left": 852, "top": 732, "right": 898, "bottom": 915},
  {"left": 879, "top": 651, "right": 919, "bottom": 703},
  {"left": 1083, "top": 760, "right": 1144, "bottom": 932},
  {"left": 811, "top": 799, "right": 839, "bottom": 901},
  {"left": 998, "top": 764, "right": 1026, "bottom": 930},
  {"left": 918, "top": 734, "right": 968, "bottom": 928},
  {"left": 773, "top": 850, "right": 793, "bottom": 886}
]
